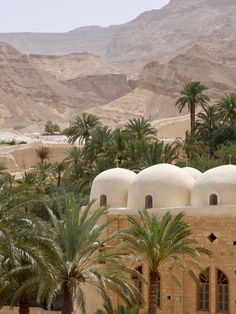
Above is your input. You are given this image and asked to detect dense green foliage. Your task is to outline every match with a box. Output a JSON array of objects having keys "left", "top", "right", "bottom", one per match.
[{"left": 0, "top": 84, "right": 234, "bottom": 314}]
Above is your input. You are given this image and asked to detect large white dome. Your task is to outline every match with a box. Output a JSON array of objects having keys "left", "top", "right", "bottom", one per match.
[
  {"left": 191, "top": 165, "right": 236, "bottom": 206},
  {"left": 182, "top": 167, "right": 202, "bottom": 181},
  {"left": 90, "top": 168, "right": 136, "bottom": 209},
  {"left": 127, "top": 163, "right": 194, "bottom": 210}
]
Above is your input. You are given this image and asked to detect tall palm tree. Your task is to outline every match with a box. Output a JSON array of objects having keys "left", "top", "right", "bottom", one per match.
[
  {"left": 0, "top": 184, "right": 54, "bottom": 314},
  {"left": 216, "top": 93, "right": 236, "bottom": 126},
  {"left": 176, "top": 82, "right": 209, "bottom": 134},
  {"left": 40, "top": 194, "right": 139, "bottom": 314},
  {"left": 121, "top": 209, "right": 211, "bottom": 314},
  {"left": 125, "top": 117, "right": 157, "bottom": 141},
  {"left": 64, "top": 113, "right": 101, "bottom": 145}
]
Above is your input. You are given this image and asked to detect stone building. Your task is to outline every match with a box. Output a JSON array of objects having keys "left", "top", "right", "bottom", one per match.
[{"left": 89, "top": 163, "right": 236, "bottom": 314}]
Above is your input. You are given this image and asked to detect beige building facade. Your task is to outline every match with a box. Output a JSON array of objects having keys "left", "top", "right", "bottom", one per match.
[{"left": 89, "top": 164, "right": 236, "bottom": 314}]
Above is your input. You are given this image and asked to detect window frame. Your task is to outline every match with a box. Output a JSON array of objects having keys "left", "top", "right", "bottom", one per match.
[
  {"left": 145, "top": 194, "right": 153, "bottom": 209},
  {"left": 197, "top": 269, "right": 210, "bottom": 312},
  {"left": 100, "top": 194, "right": 107, "bottom": 207},
  {"left": 133, "top": 266, "right": 143, "bottom": 307},
  {"left": 209, "top": 193, "right": 218, "bottom": 206},
  {"left": 216, "top": 269, "right": 229, "bottom": 313}
]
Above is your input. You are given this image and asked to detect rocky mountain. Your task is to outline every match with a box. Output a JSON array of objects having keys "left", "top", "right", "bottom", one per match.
[
  {"left": 0, "top": 42, "right": 130, "bottom": 131},
  {"left": 0, "top": 0, "right": 235, "bottom": 134},
  {"left": 0, "top": 0, "right": 235, "bottom": 67},
  {"left": 85, "top": 45, "right": 236, "bottom": 130}
]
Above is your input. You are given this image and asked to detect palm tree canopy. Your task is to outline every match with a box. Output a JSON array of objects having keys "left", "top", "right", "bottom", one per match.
[
  {"left": 125, "top": 117, "right": 157, "bottom": 141},
  {"left": 39, "top": 194, "right": 140, "bottom": 313},
  {"left": 121, "top": 209, "right": 211, "bottom": 275},
  {"left": 176, "top": 82, "right": 210, "bottom": 113},
  {"left": 216, "top": 93, "right": 236, "bottom": 125},
  {"left": 64, "top": 113, "right": 101, "bottom": 145}
]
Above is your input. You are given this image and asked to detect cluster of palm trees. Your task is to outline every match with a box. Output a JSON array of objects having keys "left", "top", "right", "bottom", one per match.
[
  {"left": 175, "top": 82, "right": 236, "bottom": 170},
  {"left": 0, "top": 172, "right": 210, "bottom": 314},
  {"left": 62, "top": 114, "right": 179, "bottom": 196}
]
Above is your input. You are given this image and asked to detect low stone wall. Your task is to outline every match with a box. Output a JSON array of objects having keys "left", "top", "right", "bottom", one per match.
[{"left": 0, "top": 143, "right": 71, "bottom": 173}]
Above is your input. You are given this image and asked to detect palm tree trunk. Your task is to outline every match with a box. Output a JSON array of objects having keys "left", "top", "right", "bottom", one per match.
[
  {"left": 57, "top": 173, "right": 61, "bottom": 187},
  {"left": 19, "top": 294, "right": 29, "bottom": 314},
  {"left": 62, "top": 284, "right": 74, "bottom": 314},
  {"left": 190, "top": 102, "right": 196, "bottom": 135},
  {"left": 148, "top": 271, "right": 159, "bottom": 314}
]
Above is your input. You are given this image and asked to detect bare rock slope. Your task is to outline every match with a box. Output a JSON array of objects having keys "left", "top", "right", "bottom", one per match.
[
  {"left": 0, "top": 43, "right": 129, "bottom": 131},
  {"left": 0, "top": 0, "right": 236, "bottom": 133},
  {"left": 86, "top": 46, "right": 236, "bottom": 128}
]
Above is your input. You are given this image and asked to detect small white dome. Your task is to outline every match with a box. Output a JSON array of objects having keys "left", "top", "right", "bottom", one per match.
[
  {"left": 127, "top": 164, "right": 194, "bottom": 209},
  {"left": 90, "top": 168, "right": 136, "bottom": 209},
  {"left": 191, "top": 165, "right": 236, "bottom": 206},
  {"left": 182, "top": 167, "right": 202, "bottom": 181}
]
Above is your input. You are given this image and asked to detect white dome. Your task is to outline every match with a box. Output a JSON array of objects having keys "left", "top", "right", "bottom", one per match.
[
  {"left": 90, "top": 168, "right": 136, "bottom": 209},
  {"left": 191, "top": 165, "right": 236, "bottom": 206},
  {"left": 127, "top": 164, "right": 194, "bottom": 210},
  {"left": 182, "top": 167, "right": 202, "bottom": 181}
]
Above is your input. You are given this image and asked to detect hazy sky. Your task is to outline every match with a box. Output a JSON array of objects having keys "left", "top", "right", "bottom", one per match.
[{"left": 0, "top": 0, "right": 169, "bottom": 33}]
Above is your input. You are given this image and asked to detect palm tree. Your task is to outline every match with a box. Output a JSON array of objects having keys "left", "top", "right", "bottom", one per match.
[
  {"left": 35, "top": 146, "right": 50, "bottom": 163},
  {"left": 53, "top": 161, "right": 67, "bottom": 187},
  {"left": 34, "top": 161, "right": 53, "bottom": 186},
  {"left": 196, "top": 104, "right": 219, "bottom": 137},
  {"left": 196, "top": 104, "right": 219, "bottom": 155},
  {"left": 125, "top": 117, "right": 157, "bottom": 141},
  {"left": 216, "top": 93, "right": 236, "bottom": 126},
  {"left": 41, "top": 194, "right": 139, "bottom": 314},
  {"left": 121, "top": 209, "right": 211, "bottom": 314},
  {"left": 64, "top": 113, "right": 101, "bottom": 145},
  {"left": 138, "top": 141, "right": 177, "bottom": 169},
  {"left": 0, "top": 184, "right": 54, "bottom": 314},
  {"left": 176, "top": 82, "right": 209, "bottom": 134},
  {"left": 177, "top": 131, "right": 206, "bottom": 160},
  {"left": 83, "top": 126, "right": 112, "bottom": 163}
]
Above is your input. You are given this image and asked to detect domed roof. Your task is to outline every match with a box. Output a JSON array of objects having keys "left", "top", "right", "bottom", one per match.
[
  {"left": 127, "top": 163, "right": 194, "bottom": 209},
  {"left": 182, "top": 167, "right": 202, "bottom": 181},
  {"left": 90, "top": 168, "right": 136, "bottom": 209},
  {"left": 191, "top": 165, "right": 236, "bottom": 206}
]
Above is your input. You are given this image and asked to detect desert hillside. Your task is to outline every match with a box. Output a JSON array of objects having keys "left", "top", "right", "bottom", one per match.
[
  {"left": 0, "top": 0, "right": 235, "bottom": 70},
  {"left": 85, "top": 46, "right": 236, "bottom": 128},
  {"left": 0, "top": 43, "right": 130, "bottom": 131},
  {"left": 0, "top": 0, "right": 235, "bottom": 133}
]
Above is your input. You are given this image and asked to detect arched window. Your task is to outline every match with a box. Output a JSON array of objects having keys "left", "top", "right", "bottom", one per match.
[
  {"left": 100, "top": 194, "right": 107, "bottom": 207},
  {"left": 217, "top": 269, "right": 228, "bottom": 313},
  {"left": 145, "top": 195, "right": 153, "bottom": 209},
  {"left": 133, "top": 266, "right": 143, "bottom": 306},
  {"left": 198, "top": 269, "right": 209, "bottom": 311},
  {"left": 210, "top": 194, "right": 218, "bottom": 205}
]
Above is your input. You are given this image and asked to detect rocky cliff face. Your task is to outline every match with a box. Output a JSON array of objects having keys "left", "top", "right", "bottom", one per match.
[
  {"left": 0, "top": 42, "right": 129, "bottom": 131},
  {"left": 0, "top": 0, "right": 235, "bottom": 132},
  {"left": 0, "top": 0, "right": 235, "bottom": 66}
]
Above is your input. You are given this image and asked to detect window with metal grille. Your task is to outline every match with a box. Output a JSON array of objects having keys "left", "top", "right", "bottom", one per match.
[
  {"left": 198, "top": 270, "right": 209, "bottom": 311},
  {"left": 145, "top": 195, "right": 153, "bottom": 209},
  {"left": 100, "top": 194, "right": 107, "bottom": 206},
  {"left": 217, "top": 269, "right": 228, "bottom": 313}
]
